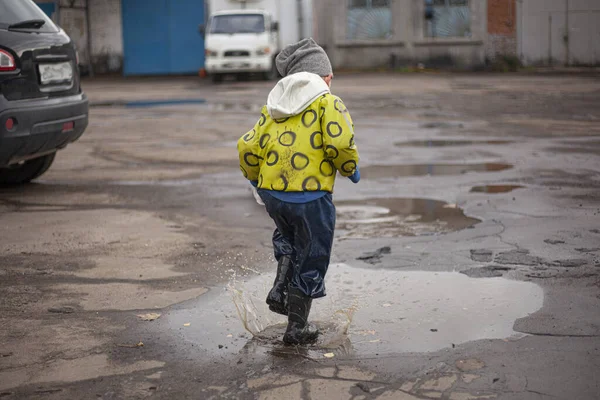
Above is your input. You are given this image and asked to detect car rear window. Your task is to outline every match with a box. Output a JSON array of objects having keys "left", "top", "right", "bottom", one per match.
[{"left": 0, "top": 0, "right": 59, "bottom": 32}]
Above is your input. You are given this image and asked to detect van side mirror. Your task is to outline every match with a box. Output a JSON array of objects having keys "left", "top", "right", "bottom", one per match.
[
  {"left": 271, "top": 21, "right": 279, "bottom": 32},
  {"left": 199, "top": 24, "right": 206, "bottom": 36}
]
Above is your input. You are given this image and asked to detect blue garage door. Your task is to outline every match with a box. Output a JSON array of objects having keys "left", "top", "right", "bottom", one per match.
[{"left": 122, "top": 0, "right": 205, "bottom": 75}]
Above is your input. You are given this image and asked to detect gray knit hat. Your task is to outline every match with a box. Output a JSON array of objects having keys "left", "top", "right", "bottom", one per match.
[{"left": 276, "top": 38, "right": 333, "bottom": 77}]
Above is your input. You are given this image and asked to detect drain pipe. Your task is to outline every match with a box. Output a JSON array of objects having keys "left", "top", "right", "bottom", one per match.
[
  {"left": 548, "top": 14, "right": 552, "bottom": 66},
  {"left": 297, "top": 0, "right": 304, "bottom": 38},
  {"left": 85, "top": 0, "right": 94, "bottom": 77},
  {"left": 564, "top": 0, "right": 570, "bottom": 66}
]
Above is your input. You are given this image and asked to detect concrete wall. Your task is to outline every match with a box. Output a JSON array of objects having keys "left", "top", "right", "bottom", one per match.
[
  {"left": 88, "top": 0, "right": 124, "bottom": 73},
  {"left": 518, "top": 0, "right": 600, "bottom": 66},
  {"left": 315, "top": 0, "right": 486, "bottom": 70}
]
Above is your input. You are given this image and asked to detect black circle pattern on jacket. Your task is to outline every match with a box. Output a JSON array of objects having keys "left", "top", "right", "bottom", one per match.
[
  {"left": 259, "top": 133, "right": 271, "bottom": 149},
  {"left": 274, "top": 117, "right": 289, "bottom": 124},
  {"left": 291, "top": 153, "right": 310, "bottom": 170},
  {"left": 302, "top": 176, "right": 321, "bottom": 191},
  {"left": 319, "top": 160, "right": 335, "bottom": 177},
  {"left": 271, "top": 174, "right": 289, "bottom": 191},
  {"left": 341, "top": 160, "right": 357, "bottom": 174},
  {"left": 349, "top": 134, "right": 355, "bottom": 148},
  {"left": 302, "top": 110, "right": 318, "bottom": 128},
  {"left": 240, "top": 166, "right": 248, "bottom": 178},
  {"left": 325, "top": 145, "right": 339, "bottom": 159},
  {"left": 243, "top": 130, "right": 255, "bottom": 142},
  {"left": 326, "top": 121, "right": 342, "bottom": 138},
  {"left": 278, "top": 131, "right": 296, "bottom": 146},
  {"left": 258, "top": 174, "right": 263, "bottom": 187},
  {"left": 259, "top": 114, "right": 267, "bottom": 126},
  {"left": 334, "top": 99, "right": 347, "bottom": 113},
  {"left": 310, "top": 131, "right": 323, "bottom": 149},
  {"left": 266, "top": 150, "right": 279, "bottom": 166},
  {"left": 244, "top": 152, "right": 262, "bottom": 167}
]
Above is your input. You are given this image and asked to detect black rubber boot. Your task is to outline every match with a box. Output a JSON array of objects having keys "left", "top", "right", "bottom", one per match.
[
  {"left": 283, "top": 286, "right": 319, "bottom": 345},
  {"left": 266, "top": 256, "right": 293, "bottom": 316}
]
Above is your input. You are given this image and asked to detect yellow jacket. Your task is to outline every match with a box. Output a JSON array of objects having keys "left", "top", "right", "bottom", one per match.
[{"left": 237, "top": 72, "right": 359, "bottom": 193}]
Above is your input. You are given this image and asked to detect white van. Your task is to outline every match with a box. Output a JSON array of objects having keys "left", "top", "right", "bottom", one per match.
[{"left": 202, "top": 0, "right": 304, "bottom": 82}]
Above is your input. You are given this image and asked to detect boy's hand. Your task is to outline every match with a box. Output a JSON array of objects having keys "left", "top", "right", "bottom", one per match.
[{"left": 348, "top": 168, "right": 360, "bottom": 184}]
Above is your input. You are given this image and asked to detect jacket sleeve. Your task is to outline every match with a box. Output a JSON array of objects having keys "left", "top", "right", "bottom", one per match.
[
  {"left": 237, "top": 112, "right": 264, "bottom": 182},
  {"left": 321, "top": 95, "right": 359, "bottom": 177}
]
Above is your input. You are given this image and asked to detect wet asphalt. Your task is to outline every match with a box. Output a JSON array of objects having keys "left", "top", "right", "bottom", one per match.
[{"left": 0, "top": 73, "right": 599, "bottom": 399}]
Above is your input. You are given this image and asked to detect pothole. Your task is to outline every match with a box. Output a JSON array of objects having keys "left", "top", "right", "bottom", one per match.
[
  {"left": 470, "top": 185, "right": 524, "bottom": 194},
  {"left": 168, "top": 264, "right": 543, "bottom": 359},
  {"left": 335, "top": 198, "right": 480, "bottom": 239},
  {"left": 361, "top": 163, "right": 513, "bottom": 179},
  {"left": 396, "top": 139, "right": 513, "bottom": 147}
]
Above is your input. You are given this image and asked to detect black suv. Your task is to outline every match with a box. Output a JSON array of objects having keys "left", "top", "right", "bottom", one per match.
[{"left": 0, "top": 0, "right": 88, "bottom": 184}]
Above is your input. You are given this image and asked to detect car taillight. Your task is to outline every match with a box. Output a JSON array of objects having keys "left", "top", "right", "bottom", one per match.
[
  {"left": 5, "top": 118, "right": 17, "bottom": 131},
  {"left": 62, "top": 122, "right": 74, "bottom": 132},
  {"left": 0, "top": 50, "right": 16, "bottom": 72}
]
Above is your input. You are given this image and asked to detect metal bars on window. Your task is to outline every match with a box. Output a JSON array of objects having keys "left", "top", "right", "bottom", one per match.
[
  {"left": 425, "top": 0, "right": 470, "bottom": 38},
  {"left": 347, "top": 0, "right": 392, "bottom": 40}
]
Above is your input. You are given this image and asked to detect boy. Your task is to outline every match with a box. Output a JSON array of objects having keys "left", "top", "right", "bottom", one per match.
[{"left": 237, "top": 38, "right": 360, "bottom": 345}]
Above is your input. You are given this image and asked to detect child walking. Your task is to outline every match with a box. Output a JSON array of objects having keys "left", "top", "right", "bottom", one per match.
[{"left": 237, "top": 38, "right": 360, "bottom": 345}]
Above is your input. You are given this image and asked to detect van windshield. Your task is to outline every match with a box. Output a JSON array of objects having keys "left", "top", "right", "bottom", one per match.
[
  {"left": 0, "top": 0, "right": 58, "bottom": 32},
  {"left": 210, "top": 14, "right": 265, "bottom": 34}
]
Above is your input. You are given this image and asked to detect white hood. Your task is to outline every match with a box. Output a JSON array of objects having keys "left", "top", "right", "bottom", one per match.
[{"left": 267, "top": 72, "right": 330, "bottom": 119}]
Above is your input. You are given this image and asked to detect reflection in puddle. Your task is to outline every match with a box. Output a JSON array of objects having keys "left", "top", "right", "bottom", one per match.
[
  {"left": 126, "top": 99, "right": 207, "bottom": 108},
  {"left": 91, "top": 98, "right": 262, "bottom": 112},
  {"left": 335, "top": 198, "right": 479, "bottom": 238},
  {"left": 396, "top": 139, "right": 513, "bottom": 147},
  {"left": 470, "top": 185, "right": 524, "bottom": 194},
  {"left": 361, "top": 163, "right": 512, "bottom": 179},
  {"left": 168, "top": 264, "right": 543, "bottom": 359}
]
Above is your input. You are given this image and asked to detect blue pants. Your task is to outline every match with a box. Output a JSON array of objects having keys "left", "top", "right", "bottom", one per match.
[{"left": 259, "top": 191, "right": 336, "bottom": 298}]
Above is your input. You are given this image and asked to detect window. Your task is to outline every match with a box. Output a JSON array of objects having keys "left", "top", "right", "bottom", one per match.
[
  {"left": 347, "top": 0, "right": 392, "bottom": 40},
  {"left": 0, "top": 0, "right": 58, "bottom": 33},
  {"left": 425, "top": 0, "right": 470, "bottom": 38},
  {"left": 209, "top": 14, "right": 265, "bottom": 35}
]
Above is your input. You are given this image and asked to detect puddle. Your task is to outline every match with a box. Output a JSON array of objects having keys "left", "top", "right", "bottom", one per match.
[
  {"left": 470, "top": 185, "right": 524, "bottom": 194},
  {"left": 361, "top": 163, "right": 513, "bottom": 179},
  {"left": 335, "top": 198, "right": 479, "bottom": 239},
  {"left": 168, "top": 264, "right": 543, "bottom": 359},
  {"left": 396, "top": 139, "right": 513, "bottom": 147},
  {"left": 91, "top": 98, "right": 262, "bottom": 112}
]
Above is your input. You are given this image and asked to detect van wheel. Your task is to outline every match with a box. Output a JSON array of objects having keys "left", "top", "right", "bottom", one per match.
[
  {"left": 211, "top": 74, "right": 223, "bottom": 83},
  {"left": 0, "top": 153, "right": 56, "bottom": 185},
  {"left": 263, "top": 60, "right": 279, "bottom": 81}
]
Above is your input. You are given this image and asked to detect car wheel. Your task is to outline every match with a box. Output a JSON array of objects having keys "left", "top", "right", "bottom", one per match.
[
  {"left": 211, "top": 74, "right": 223, "bottom": 83},
  {"left": 0, "top": 153, "right": 56, "bottom": 185}
]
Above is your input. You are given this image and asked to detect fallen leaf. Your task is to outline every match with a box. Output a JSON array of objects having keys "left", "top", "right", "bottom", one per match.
[
  {"left": 323, "top": 353, "right": 335, "bottom": 358},
  {"left": 443, "top": 203, "right": 457, "bottom": 209},
  {"left": 183, "top": 323, "right": 191, "bottom": 327},
  {"left": 368, "top": 339, "right": 381, "bottom": 343},
  {"left": 227, "top": 334, "right": 233, "bottom": 338},
  {"left": 137, "top": 313, "right": 161, "bottom": 321},
  {"left": 382, "top": 303, "right": 392, "bottom": 308}
]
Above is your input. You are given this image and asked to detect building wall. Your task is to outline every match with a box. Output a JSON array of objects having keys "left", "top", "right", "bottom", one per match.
[
  {"left": 518, "top": 0, "right": 600, "bottom": 66},
  {"left": 89, "top": 0, "right": 124, "bottom": 73},
  {"left": 315, "top": 0, "right": 486, "bottom": 70},
  {"left": 486, "top": 0, "right": 516, "bottom": 61}
]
